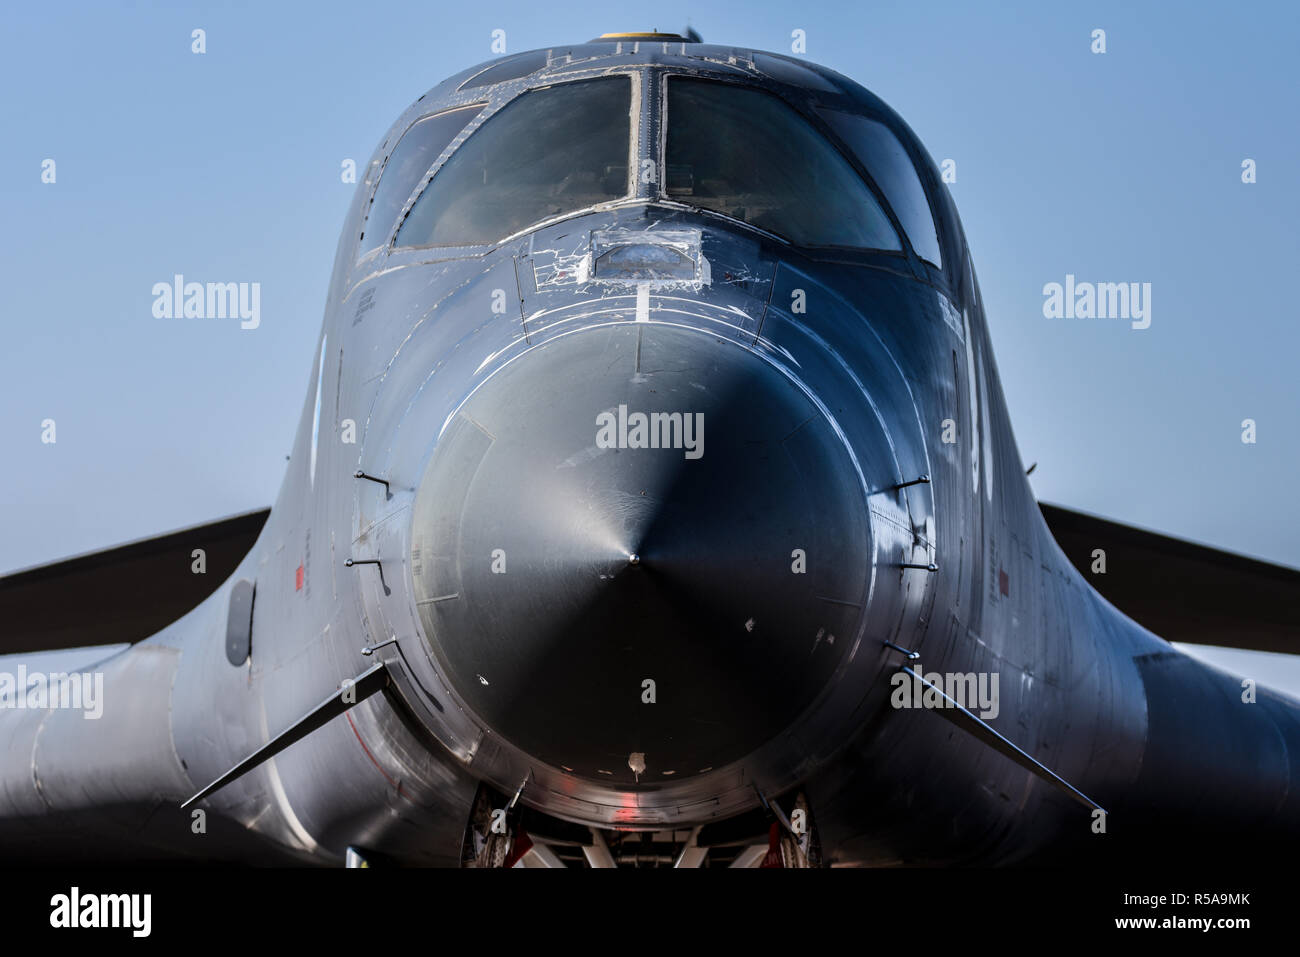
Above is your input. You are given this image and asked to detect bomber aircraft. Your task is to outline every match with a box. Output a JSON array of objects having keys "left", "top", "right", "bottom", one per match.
[{"left": 2, "top": 31, "right": 1297, "bottom": 867}]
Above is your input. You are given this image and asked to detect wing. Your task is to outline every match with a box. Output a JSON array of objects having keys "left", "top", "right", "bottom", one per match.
[
  {"left": 1040, "top": 502, "right": 1300, "bottom": 653},
  {"left": 0, "top": 509, "right": 269, "bottom": 655}
]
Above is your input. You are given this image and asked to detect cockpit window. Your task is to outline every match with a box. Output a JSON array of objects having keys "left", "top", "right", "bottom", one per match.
[
  {"left": 360, "top": 105, "right": 483, "bottom": 256},
  {"left": 819, "top": 110, "right": 943, "bottom": 268},
  {"left": 664, "top": 78, "right": 901, "bottom": 251},
  {"left": 395, "top": 76, "right": 632, "bottom": 248}
]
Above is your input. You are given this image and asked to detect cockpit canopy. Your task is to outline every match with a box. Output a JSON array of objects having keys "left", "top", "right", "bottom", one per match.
[{"left": 359, "top": 68, "right": 946, "bottom": 269}]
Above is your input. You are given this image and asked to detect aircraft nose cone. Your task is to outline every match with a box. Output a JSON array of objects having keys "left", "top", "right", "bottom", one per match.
[{"left": 410, "top": 324, "right": 871, "bottom": 784}]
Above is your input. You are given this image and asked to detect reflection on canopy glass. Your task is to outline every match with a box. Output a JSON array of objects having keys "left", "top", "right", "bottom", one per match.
[
  {"left": 360, "top": 105, "right": 483, "bottom": 255},
  {"left": 664, "top": 78, "right": 901, "bottom": 251},
  {"left": 819, "top": 110, "right": 943, "bottom": 267},
  {"left": 395, "top": 77, "right": 631, "bottom": 247}
]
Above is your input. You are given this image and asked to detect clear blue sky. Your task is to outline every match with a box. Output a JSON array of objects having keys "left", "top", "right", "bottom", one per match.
[{"left": 2, "top": 0, "right": 1297, "bottom": 577}]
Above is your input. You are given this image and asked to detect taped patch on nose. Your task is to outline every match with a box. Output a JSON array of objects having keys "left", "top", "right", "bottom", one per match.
[
  {"left": 591, "top": 228, "right": 702, "bottom": 284},
  {"left": 595, "top": 242, "right": 695, "bottom": 281}
]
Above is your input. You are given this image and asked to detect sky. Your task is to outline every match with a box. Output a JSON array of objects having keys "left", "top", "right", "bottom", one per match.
[{"left": 1, "top": 0, "right": 1296, "bottom": 589}]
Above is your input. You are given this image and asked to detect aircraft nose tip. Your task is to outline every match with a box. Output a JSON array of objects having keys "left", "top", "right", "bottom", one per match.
[{"left": 410, "top": 324, "right": 872, "bottom": 784}]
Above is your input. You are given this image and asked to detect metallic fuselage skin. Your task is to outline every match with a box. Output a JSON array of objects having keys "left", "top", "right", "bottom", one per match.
[{"left": 2, "top": 40, "right": 1296, "bottom": 866}]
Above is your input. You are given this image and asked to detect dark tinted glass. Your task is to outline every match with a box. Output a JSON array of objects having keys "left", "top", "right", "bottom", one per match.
[
  {"left": 820, "top": 110, "right": 943, "bottom": 267},
  {"left": 664, "top": 78, "right": 900, "bottom": 250},
  {"left": 751, "top": 53, "right": 840, "bottom": 92},
  {"left": 395, "top": 77, "right": 631, "bottom": 248},
  {"left": 360, "top": 106, "right": 483, "bottom": 254}
]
